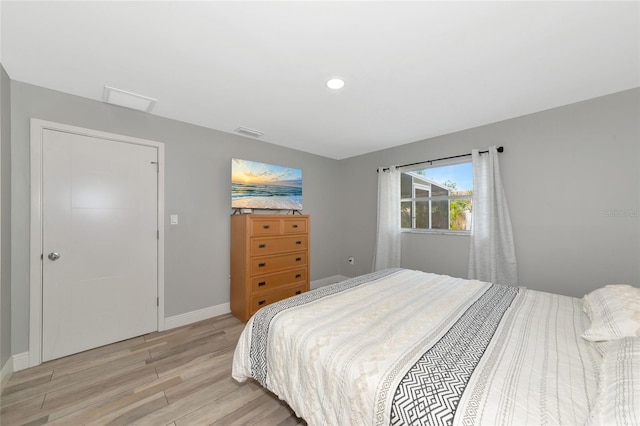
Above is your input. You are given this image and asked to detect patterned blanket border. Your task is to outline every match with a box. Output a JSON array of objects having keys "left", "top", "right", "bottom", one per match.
[{"left": 389, "top": 284, "right": 519, "bottom": 426}]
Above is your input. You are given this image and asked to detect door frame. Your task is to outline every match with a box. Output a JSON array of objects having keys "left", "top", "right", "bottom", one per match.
[{"left": 29, "top": 119, "right": 166, "bottom": 368}]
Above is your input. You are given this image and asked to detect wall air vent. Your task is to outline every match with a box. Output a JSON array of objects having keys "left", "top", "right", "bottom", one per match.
[{"left": 234, "top": 127, "right": 264, "bottom": 138}]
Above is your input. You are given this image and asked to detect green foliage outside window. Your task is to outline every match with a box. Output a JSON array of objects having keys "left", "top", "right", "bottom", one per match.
[{"left": 440, "top": 180, "right": 472, "bottom": 231}]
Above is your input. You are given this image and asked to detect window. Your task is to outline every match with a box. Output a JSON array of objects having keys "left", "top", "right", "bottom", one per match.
[{"left": 400, "top": 161, "right": 473, "bottom": 232}]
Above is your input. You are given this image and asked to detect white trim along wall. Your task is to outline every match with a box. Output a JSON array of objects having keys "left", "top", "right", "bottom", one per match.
[
  {"left": 164, "top": 303, "right": 231, "bottom": 330},
  {"left": 0, "top": 355, "right": 12, "bottom": 391}
]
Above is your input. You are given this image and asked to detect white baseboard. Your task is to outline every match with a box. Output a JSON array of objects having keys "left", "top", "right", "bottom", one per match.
[
  {"left": 311, "top": 275, "right": 349, "bottom": 290},
  {"left": 1, "top": 356, "right": 13, "bottom": 391},
  {"left": 164, "top": 302, "right": 231, "bottom": 330},
  {"left": 12, "top": 352, "right": 29, "bottom": 373},
  {"left": 2, "top": 352, "right": 30, "bottom": 389}
]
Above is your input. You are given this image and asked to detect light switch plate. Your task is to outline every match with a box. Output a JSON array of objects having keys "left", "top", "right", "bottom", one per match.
[{"left": 170, "top": 214, "right": 178, "bottom": 225}]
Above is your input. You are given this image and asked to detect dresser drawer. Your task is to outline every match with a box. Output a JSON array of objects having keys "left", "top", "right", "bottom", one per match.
[
  {"left": 250, "top": 252, "right": 307, "bottom": 275},
  {"left": 251, "top": 218, "right": 281, "bottom": 236},
  {"left": 250, "top": 235, "right": 308, "bottom": 255},
  {"left": 282, "top": 219, "right": 307, "bottom": 234},
  {"left": 250, "top": 283, "right": 307, "bottom": 315},
  {"left": 250, "top": 268, "right": 307, "bottom": 293}
]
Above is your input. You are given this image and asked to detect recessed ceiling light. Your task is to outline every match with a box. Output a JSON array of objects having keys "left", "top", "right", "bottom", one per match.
[
  {"left": 326, "top": 78, "right": 345, "bottom": 90},
  {"left": 103, "top": 85, "right": 156, "bottom": 112}
]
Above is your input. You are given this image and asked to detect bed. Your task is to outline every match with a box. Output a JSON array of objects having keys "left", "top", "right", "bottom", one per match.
[{"left": 232, "top": 268, "right": 640, "bottom": 425}]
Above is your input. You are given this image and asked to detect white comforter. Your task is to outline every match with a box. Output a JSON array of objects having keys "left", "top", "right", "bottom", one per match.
[{"left": 232, "top": 269, "right": 600, "bottom": 425}]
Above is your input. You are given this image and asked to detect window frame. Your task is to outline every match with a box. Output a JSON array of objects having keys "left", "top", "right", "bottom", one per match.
[
  {"left": 410, "top": 182, "right": 430, "bottom": 229},
  {"left": 400, "top": 158, "right": 473, "bottom": 236}
]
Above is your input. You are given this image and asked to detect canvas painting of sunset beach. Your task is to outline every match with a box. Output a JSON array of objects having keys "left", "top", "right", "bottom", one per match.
[{"left": 232, "top": 159, "right": 303, "bottom": 210}]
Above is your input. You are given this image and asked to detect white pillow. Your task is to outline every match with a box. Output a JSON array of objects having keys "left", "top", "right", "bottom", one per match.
[
  {"left": 586, "top": 337, "right": 640, "bottom": 425},
  {"left": 582, "top": 285, "right": 640, "bottom": 342}
]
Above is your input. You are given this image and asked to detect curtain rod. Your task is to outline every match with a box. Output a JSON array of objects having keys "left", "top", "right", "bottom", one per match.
[{"left": 379, "top": 146, "right": 504, "bottom": 172}]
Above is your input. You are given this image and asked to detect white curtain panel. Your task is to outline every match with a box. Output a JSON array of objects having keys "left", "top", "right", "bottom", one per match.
[
  {"left": 373, "top": 167, "right": 401, "bottom": 271},
  {"left": 468, "top": 146, "right": 518, "bottom": 285}
]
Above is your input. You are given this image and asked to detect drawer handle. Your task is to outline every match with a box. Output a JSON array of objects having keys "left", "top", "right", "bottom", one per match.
[
  {"left": 258, "top": 263, "right": 266, "bottom": 268},
  {"left": 295, "top": 274, "right": 301, "bottom": 279},
  {"left": 295, "top": 290, "right": 302, "bottom": 295},
  {"left": 292, "top": 224, "right": 299, "bottom": 228},
  {"left": 295, "top": 257, "right": 302, "bottom": 262},
  {"left": 263, "top": 225, "right": 270, "bottom": 229},
  {"left": 258, "top": 300, "right": 266, "bottom": 306},
  {"left": 258, "top": 281, "right": 266, "bottom": 286},
  {"left": 295, "top": 241, "right": 302, "bottom": 245},
  {"left": 258, "top": 244, "right": 266, "bottom": 248}
]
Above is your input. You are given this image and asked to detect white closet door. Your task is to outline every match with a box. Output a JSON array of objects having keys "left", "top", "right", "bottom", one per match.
[{"left": 42, "top": 129, "right": 158, "bottom": 362}]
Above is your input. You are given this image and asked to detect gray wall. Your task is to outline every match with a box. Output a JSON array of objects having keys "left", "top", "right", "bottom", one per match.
[
  {"left": 337, "top": 88, "right": 640, "bottom": 298},
  {"left": 1, "top": 64, "right": 12, "bottom": 368},
  {"left": 9, "top": 81, "right": 342, "bottom": 354},
  {"left": 5, "top": 78, "right": 639, "bottom": 358}
]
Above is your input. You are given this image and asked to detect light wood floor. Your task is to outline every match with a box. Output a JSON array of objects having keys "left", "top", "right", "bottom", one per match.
[{"left": 0, "top": 314, "right": 306, "bottom": 426}]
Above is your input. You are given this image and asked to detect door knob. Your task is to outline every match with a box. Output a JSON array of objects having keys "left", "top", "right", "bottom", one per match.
[{"left": 48, "top": 252, "right": 61, "bottom": 261}]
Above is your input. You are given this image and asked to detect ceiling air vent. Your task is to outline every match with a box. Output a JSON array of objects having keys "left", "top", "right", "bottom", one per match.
[
  {"left": 103, "top": 85, "right": 156, "bottom": 112},
  {"left": 234, "top": 127, "right": 264, "bottom": 138}
]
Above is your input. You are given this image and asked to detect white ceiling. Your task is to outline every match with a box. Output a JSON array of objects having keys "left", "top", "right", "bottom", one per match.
[{"left": 2, "top": 1, "right": 638, "bottom": 159}]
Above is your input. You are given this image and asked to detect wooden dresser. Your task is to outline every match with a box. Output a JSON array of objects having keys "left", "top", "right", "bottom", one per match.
[{"left": 230, "top": 214, "right": 310, "bottom": 322}]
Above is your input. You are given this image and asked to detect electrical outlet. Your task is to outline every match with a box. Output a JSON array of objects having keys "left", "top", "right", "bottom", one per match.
[{"left": 348, "top": 256, "right": 355, "bottom": 265}]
